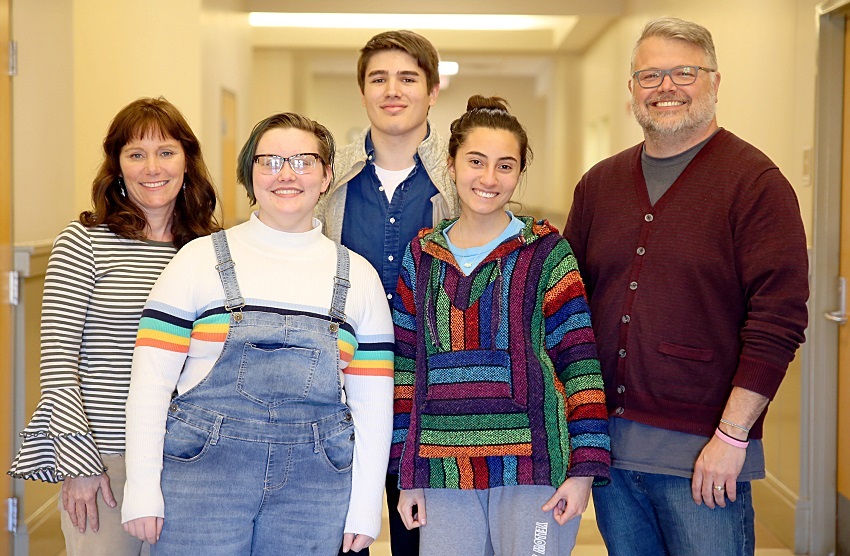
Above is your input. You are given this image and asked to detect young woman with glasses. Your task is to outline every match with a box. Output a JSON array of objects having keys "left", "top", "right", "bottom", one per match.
[{"left": 120, "top": 113, "right": 393, "bottom": 554}]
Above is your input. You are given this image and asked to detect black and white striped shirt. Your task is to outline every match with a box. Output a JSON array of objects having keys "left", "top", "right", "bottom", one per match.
[{"left": 9, "top": 222, "right": 175, "bottom": 482}]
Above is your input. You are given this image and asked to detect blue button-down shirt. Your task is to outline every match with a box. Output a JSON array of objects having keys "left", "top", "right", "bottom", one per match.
[{"left": 341, "top": 131, "right": 439, "bottom": 298}]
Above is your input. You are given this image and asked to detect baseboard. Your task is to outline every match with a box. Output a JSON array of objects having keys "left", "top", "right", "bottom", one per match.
[{"left": 752, "top": 471, "right": 797, "bottom": 550}]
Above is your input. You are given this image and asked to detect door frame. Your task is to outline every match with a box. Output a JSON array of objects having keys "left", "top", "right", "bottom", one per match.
[{"left": 809, "top": 1, "right": 850, "bottom": 554}]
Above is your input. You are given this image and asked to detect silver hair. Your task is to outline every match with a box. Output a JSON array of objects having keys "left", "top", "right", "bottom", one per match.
[{"left": 631, "top": 17, "right": 718, "bottom": 73}]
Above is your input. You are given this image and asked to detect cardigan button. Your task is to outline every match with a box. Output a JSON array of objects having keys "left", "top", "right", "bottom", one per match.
[
  {"left": 615, "top": 407, "right": 625, "bottom": 415},
  {"left": 622, "top": 315, "right": 631, "bottom": 323},
  {"left": 618, "top": 349, "right": 627, "bottom": 358},
  {"left": 636, "top": 247, "right": 646, "bottom": 256},
  {"left": 645, "top": 214, "right": 654, "bottom": 222},
  {"left": 629, "top": 281, "right": 638, "bottom": 290},
  {"left": 617, "top": 385, "right": 626, "bottom": 394}
]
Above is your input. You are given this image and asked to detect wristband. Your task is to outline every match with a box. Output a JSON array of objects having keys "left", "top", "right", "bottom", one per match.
[{"left": 715, "top": 428, "right": 749, "bottom": 449}]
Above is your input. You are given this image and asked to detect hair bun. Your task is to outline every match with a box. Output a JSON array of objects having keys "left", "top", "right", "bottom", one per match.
[{"left": 466, "top": 95, "right": 510, "bottom": 114}]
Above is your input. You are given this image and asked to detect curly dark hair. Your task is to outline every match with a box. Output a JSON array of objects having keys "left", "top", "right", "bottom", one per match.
[{"left": 80, "top": 97, "right": 220, "bottom": 248}]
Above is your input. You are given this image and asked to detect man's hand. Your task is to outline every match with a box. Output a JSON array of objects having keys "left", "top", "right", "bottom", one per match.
[
  {"left": 691, "top": 435, "right": 746, "bottom": 508},
  {"left": 62, "top": 474, "right": 116, "bottom": 533}
]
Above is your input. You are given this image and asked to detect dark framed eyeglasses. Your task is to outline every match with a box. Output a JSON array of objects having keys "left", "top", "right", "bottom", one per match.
[
  {"left": 253, "top": 153, "right": 323, "bottom": 175},
  {"left": 632, "top": 65, "right": 716, "bottom": 89}
]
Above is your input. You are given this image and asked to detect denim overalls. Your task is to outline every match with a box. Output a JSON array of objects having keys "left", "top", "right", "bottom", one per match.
[{"left": 152, "top": 231, "right": 355, "bottom": 555}]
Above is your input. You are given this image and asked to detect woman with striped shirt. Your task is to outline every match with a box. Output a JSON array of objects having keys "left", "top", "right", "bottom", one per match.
[{"left": 8, "top": 97, "right": 219, "bottom": 555}]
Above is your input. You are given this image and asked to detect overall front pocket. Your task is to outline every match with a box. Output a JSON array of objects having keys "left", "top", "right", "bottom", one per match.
[
  {"left": 238, "top": 343, "right": 320, "bottom": 406},
  {"left": 163, "top": 416, "right": 214, "bottom": 463}
]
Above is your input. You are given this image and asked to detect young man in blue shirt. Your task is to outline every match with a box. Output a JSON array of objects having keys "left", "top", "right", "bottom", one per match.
[{"left": 318, "top": 30, "right": 458, "bottom": 555}]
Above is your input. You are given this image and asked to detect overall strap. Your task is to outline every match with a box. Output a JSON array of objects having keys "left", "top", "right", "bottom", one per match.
[
  {"left": 328, "top": 243, "right": 350, "bottom": 331},
  {"left": 211, "top": 231, "right": 246, "bottom": 322}
]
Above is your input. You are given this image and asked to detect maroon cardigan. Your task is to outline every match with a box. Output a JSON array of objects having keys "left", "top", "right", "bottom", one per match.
[{"left": 564, "top": 129, "right": 809, "bottom": 439}]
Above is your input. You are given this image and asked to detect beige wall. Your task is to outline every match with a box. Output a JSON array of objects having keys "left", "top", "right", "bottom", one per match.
[
  {"left": 13, "top": 0, "right": 255, "bottom": 242},
  {"left": 12, "top": 0, "right": 75, "bottom": 243},
  {"left": 72, "top": 0, "right": 203, "bottom": 225},
  {"left": 200, "top": 4, "right": 253, "bottom": 222}
]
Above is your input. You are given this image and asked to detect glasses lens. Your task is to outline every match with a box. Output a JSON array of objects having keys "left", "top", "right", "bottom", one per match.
[
  {"left": 289, "top": 154, "right": 317, "bottom": 175},
  {"left": 256, "top": 155, "right": 282, "bottom": 175},
  {"left": 637, "top": 70, "right": 663, "bottom": 88},
  {"left": 671, "top": 66, "right": 698, "bottom": 85}
]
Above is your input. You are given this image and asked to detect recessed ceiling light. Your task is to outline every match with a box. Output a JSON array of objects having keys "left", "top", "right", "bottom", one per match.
[{"left": 249, "top": 13, "right": 576, "bottom": 32}]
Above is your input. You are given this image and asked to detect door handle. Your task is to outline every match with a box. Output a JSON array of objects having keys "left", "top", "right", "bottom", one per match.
[{"left": 825, "top": 276, "right": 848, "bottom": 324}]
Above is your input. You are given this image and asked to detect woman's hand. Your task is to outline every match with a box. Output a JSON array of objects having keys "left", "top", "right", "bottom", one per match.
[
  {"left": 397, "top": 488, "right": 426, "bottom": 530},
  {"left": 341, "top": 532, "right": 375, "bottom": 553},
  {"left": 123, "top": 516, "right": 163, "bottom": 544},
  {"left": 541, "top": 476, "right": 593, "bottom": 525},
  {"left": 61, "top": 474, "right": 116, "bottom": 533}
]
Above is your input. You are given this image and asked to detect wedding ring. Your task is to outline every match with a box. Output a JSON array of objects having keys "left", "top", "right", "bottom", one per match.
[{"left": 713, "top": 485, "right": 725, "bottom": 492}]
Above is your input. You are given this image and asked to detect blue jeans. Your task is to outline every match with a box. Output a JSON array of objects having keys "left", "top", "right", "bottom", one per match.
[{"left": 593, "top": 467, "right": 755, "bottom": 556}]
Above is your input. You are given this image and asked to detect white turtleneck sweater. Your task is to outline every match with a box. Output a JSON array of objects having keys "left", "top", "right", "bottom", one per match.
[{"left": 122, "top": 213, "right": 393, "bottom": 540}]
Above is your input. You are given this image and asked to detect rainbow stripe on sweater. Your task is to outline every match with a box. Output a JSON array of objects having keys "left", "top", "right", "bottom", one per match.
[{"left": 136, "top": 300, "right": 393, "bottom": 377}]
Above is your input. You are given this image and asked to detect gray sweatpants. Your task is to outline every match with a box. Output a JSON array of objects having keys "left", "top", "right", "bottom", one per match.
[{"left": 419, "top": 485, "right": 581, "bottom": 556}]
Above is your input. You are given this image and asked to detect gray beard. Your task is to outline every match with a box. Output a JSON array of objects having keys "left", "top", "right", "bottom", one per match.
[{"left": 632, "top": 89, "right": 717, "bottom": 139}]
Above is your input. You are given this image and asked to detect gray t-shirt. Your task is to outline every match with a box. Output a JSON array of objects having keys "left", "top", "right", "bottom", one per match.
[
  {"left": 613, "top": 130, "right": 766, "bottom": 481},
  {"left": 642, "top": 132, "right": 716, "bottom": 205}
]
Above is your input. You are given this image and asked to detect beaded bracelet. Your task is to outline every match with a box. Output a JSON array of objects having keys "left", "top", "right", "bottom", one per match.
[
  {"left": 715, "top": 428, "right": 749, "bottom": 449},
  {"left": 719, "top": 418, "right": 750, "bottom": 434}
]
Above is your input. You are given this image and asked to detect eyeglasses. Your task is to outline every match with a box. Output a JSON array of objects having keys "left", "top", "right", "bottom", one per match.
[
  {"left": 253, "top": 153, "right": 323, "bottom": 175},
  {"left": 632, "top": 65, "right": 716, "bottom": 89}
]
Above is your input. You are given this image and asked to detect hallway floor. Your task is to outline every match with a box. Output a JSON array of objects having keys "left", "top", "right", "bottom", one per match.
[{"left": 368, "top": 498, "right": 795, "bottom": 556}]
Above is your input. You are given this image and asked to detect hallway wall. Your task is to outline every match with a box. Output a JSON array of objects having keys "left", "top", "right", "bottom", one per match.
[{"left": 12, "top": 0, "right": 254, "bottom": 243}]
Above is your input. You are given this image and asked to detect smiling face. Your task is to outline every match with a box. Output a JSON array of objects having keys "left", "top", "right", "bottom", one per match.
[
  {"left": 629, "top": 36, "right": 720, "bottom": 139},
  {"left": 449, "top": 127, "right": 522, "bottom": 222},
  {"left": 361, "top": 49, "right": 438, "bottom": 142},
  {"left": 253, "top": 127, "right": 331, "bottom": 233},
  {"left": 119, "top": 134, "right": 186, "bottom": 221}
]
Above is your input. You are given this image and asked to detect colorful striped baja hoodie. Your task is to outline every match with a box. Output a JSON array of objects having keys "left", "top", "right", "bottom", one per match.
[{"left": 391, "top": 216, "right": 610, "bottom": 490}]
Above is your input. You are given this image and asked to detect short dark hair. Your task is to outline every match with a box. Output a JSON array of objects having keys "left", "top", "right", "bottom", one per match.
[
  {"left": 448, "top": 95, "right": 532, "bottom": 172},
  {"left": 357, "top": 30, "right": 440, "bottom": 93},
  {"left": 80, "top": 97, "right": 219, "bottom": 249},
  {"left": 237, "top": 113, "right": 335, "bottom": 205}
]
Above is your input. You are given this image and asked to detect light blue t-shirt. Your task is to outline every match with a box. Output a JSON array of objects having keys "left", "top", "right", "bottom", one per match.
[{"left": 443, "top": 211, "right": 525, "bottom": 276}]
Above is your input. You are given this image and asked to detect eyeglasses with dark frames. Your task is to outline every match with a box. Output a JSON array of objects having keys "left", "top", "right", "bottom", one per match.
[{"left": 632, "top": 65, "right": 716, "bottom": 89}]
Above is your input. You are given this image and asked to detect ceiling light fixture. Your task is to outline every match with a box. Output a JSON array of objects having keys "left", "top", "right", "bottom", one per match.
[{"left": 249, "top": 12, "right": 576, "bottom": 32}]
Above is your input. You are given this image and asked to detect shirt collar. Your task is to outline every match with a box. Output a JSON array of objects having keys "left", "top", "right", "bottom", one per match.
[{"left": 365, "top": 123, "right": 431, "bottom": 165}]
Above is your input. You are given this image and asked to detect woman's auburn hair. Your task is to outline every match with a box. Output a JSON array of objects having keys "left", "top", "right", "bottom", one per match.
[{"left": 80, "top": 97, "right": 220, "bottom": 248}]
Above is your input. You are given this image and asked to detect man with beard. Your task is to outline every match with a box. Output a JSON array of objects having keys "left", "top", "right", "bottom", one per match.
[{"left": 564, "top": 17, "right": 808, "bottom": 554}]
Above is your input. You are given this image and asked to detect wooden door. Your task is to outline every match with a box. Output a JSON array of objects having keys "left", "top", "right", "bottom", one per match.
[
  {"left": 837, "top": 16, "right": 850, "bottom": 553},
  {"left": 0, "top": 0, "right": 13, "bottom": 554},
  {"left": 220, "top": 89, "right": 237, "bottom": 227}
]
